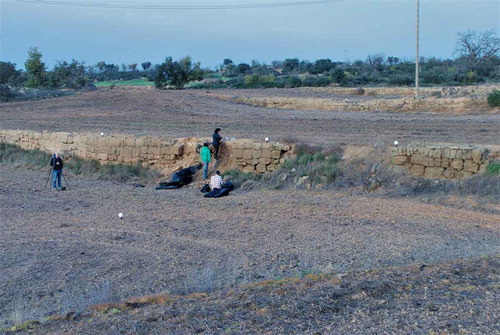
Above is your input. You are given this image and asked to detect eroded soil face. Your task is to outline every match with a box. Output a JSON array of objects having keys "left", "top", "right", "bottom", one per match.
[
  {"left": 0, "top": 88, "right": 499, "bottom": 146},
  {"left": 1, "top": 166, "right": 499, "bottom": 326}
]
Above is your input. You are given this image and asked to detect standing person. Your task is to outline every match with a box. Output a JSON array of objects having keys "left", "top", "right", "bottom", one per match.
[
  {"left": 50, "top": 153, "right": 64, "bottom": 191},
  {"left": 212, "top": 128, "right": 222, "bottom": 160},
  {"left": 200, "top": 143, "right": 211, "bottom": 180},
  {"left": 210, "top": 171, "right": 223, "bottom": 190}
]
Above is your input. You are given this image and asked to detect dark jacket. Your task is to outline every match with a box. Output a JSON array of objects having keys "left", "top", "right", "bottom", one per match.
[
  {"left": 213, "top": 133, "right": 222, "bottom": 146},
  {"left": 50, "top": 157, "right": 64, "bottom": 171}
]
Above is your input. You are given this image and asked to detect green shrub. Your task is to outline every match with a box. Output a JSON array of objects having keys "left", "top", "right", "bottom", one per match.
[
  {"left": 486, "top": 160, "right": 500, "bottom": 174},
  {"left": 0, "top": 84, "right": 15, "bottom": 102},
  {"left": 487, "top": 90, "right": 500, "bottom": 108}
]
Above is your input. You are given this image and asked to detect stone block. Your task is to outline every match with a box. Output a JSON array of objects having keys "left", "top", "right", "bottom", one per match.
[
  {"left": 471, "top": 149, "right": 483, "bottom": 164},
  {"left": 478, "top": 163, "right": 488, "bottom": 174},
  {"left": 120, "top": 147, "right": 133, "bottom": 158},
  {"left": 443, "top": 148, "right": 451, "bottom": 158},
  {"left": 433, "top": 158, "right": 442, "bottom": 167},
  {"left": 242, "top": 165, "right": 255, "bottom": 173},
  {"left": 409, "top": 165, "right": 425, "bottom": 177},
  {"left": 463, "top": 160, "right": 479, "bottom": 173},
  {"left": 432, "top": 149, "right": 442, "bottom": 158},
  {"left": 271, "top": 150, "right": 281, "bottom": 159},
  {"left": 98, "top": 153, "right": 108, "bottom": 161},
  {"left": 172, "top": 145, "right": 184, "bottom": 156},
  {"left": 256, "top": 164, "right": 267, "bottom": 173},
  {"left": 125, "top": 137, "right": 136, "bottom": 146},
  {"left": 136, "top": 138, "right": 145, "bottom": 147},
  {"left": 411, "top": 154, "right": 433, "bottom": 167},
  {"left": 450, "top": 159, "right": 464, "bottom": 171},
  {"left": 441, "top": 157, "right": 450, "bottom": 168},
  {"left": 108, "top": 138, "right": 122, "bottom": 147},
  {"left": 443, "top": 168, "right": 455, "bottom": 179},
  {"left": 252, "top": 150, "right": 261, "bottom": 159},
  {"left": 61, "top": 144, "right": 74, "bottom": 152},
  {"left": 251, "top": 159, "right": 260, "bottom": 166},
  {"left": 236, "top": 160, "right": 247, "bottom": 166},
  {"left": 461, "top": 150, "right": 472, "bottom": 160},
  {"left": 33, "top": 132, "right": 42, "bottom": 140},
  {"left": 259, "top": 157, "right": 272, "bottom": 165},
  {"left": 424, "top": 167, "right": 444, "bottom": 178},
  {"left": 151, "top": 138, "right": 162, "bottom": 147},
  {"left": 262, "top": 143, "right": 272, "bottom": 149},
  {"left": 149, "top": 147, "right": 161, "bottom": 155},
  {"left": 261, "top": 149, "right": 271, "bottom": 158},
  {"left": 392, "top": 156, "right": 408, "bottom": 165},
  {"left": 267, "top": 164, "right": 277, "bottom": 172},
  {"left": 97, "top": 146, "right": 108, "bottom": 154},
  {"left": 233, "top": 149, "right": 243, "bottom": 159},
  {"left": 97, "top": 137, "right": 108, "bottom": 147},
  {"left": 242, "top": 150, "right": 252, "bottom": 160}
]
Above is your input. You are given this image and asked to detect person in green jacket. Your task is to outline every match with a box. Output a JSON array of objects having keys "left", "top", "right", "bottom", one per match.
[{"left": 200, "top": 142, "right": 211, "bottom": 180}]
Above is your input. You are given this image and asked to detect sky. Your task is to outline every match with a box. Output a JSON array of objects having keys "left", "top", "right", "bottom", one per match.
[{"left": 0, "top": 0, "right": 499, "bottom": 70}]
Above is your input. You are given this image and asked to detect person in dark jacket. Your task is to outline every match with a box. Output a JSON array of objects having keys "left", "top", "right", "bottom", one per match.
[
  {"left": 50, "top": 153, "right": 64, "bottom": 190},
  {"left": 212, "top": 128, "right": 222, "bottom": 160}
]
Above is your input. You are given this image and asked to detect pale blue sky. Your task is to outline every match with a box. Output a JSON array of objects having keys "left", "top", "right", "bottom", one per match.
[{"left": 1, "top": 0, "right": 499, "bottom": 69}]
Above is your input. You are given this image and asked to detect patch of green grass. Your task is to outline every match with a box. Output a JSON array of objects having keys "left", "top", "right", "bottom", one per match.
[
  {"left": 66, "top": 156, "right": 160, "bottom": 182},
  {"left": 94, "top": 79, "right": 154, "bottom": 87},
  {"left": 0, "top": 143, "right": 51, "bottom": 167},
  {"left": 0, "top": 143, "right": 159, "bottom": 182},
  {"left": 486, "top": 159, "right": 500, "bottom": 175},
  {"left": 0, "top": 320, "right": 40, "bottom": 333}
]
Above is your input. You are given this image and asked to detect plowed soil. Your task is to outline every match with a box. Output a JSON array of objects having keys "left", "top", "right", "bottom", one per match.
[{"left": 0, "top": 88, "right": 499, "bottom": 146}]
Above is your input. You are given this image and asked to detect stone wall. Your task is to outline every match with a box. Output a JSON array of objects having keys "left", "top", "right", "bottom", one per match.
[
  {"left": 0, "top": 130, "right": 292, "bottom": 173},
  {"left": 391, "top": 144, "right": 499, "bottom": 179}
]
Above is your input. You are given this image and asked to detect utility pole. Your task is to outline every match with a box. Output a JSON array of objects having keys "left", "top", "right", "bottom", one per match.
[{"left": 415, "top": 0, "right": 419, "bottom": 98}]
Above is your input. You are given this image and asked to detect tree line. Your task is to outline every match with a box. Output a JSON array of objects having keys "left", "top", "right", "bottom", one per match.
[{"left": 0, "top": 30, "right": 498, "bottom": 100}]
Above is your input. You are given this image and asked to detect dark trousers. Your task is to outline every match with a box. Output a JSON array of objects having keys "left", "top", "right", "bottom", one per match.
[{"left": 214, "top": 144, "right": 220, "bottom": 160}]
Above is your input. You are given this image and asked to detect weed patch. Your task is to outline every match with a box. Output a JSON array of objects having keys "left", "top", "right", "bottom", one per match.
[
  {"left": 486, "top": 159, "right": 500, "bottom": 175},
  {"left": 0, "top": 143, "right": 159, "bottom": 182}
]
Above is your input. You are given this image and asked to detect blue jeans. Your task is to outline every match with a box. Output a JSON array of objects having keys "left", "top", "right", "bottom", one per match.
[
  {"left": 52, "top": 170, "right": 62, "bottom": 189},
  {"left": 203, "top": 162, "right": 209, "bottom": 180}
]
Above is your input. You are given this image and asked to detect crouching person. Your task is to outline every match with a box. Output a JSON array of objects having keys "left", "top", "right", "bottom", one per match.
[
  {"left": 210, "top": 170, "right": 223, "bottom": 190},
  {"left": 50, "top": 153, "right": 64, "bottom": 191}
]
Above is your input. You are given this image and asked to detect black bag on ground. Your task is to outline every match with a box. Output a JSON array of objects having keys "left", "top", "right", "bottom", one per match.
[
  {"left": 155, "top": 164, "right": 202, "bottom": 190},
  {"left": 203, "top": 181, "right": 234, "bottom": 198},
  {"left": 200, "top": 184, "right": 210, "bottom": 193}
]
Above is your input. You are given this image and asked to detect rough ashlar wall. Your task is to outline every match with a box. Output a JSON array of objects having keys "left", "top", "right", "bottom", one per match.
[
  {"left": 391, "top": 144, "right": 498, "bottom": 179},
  {"left": 0, "top": 130, "right": 292, "bottom": 173}
]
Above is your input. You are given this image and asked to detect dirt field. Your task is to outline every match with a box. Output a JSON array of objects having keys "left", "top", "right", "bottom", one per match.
[
  {"left": 1, "top": 86, "right": 499, "bottom": 333},
  {"left": 1, "top": 166, "right": 499, "bottom": 331},
  {"left": 0, "top": 88, "right": 499, "bottom": 146}
]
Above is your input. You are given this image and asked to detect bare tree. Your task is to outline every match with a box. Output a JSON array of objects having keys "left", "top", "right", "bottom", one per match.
[{"left": 456, "top": 30, "right": 500, "bottom": 71}]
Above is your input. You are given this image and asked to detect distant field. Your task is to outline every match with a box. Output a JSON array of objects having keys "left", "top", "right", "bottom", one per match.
[{"left": 94, "top": 79, "right": 154, "bottom": 87}]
